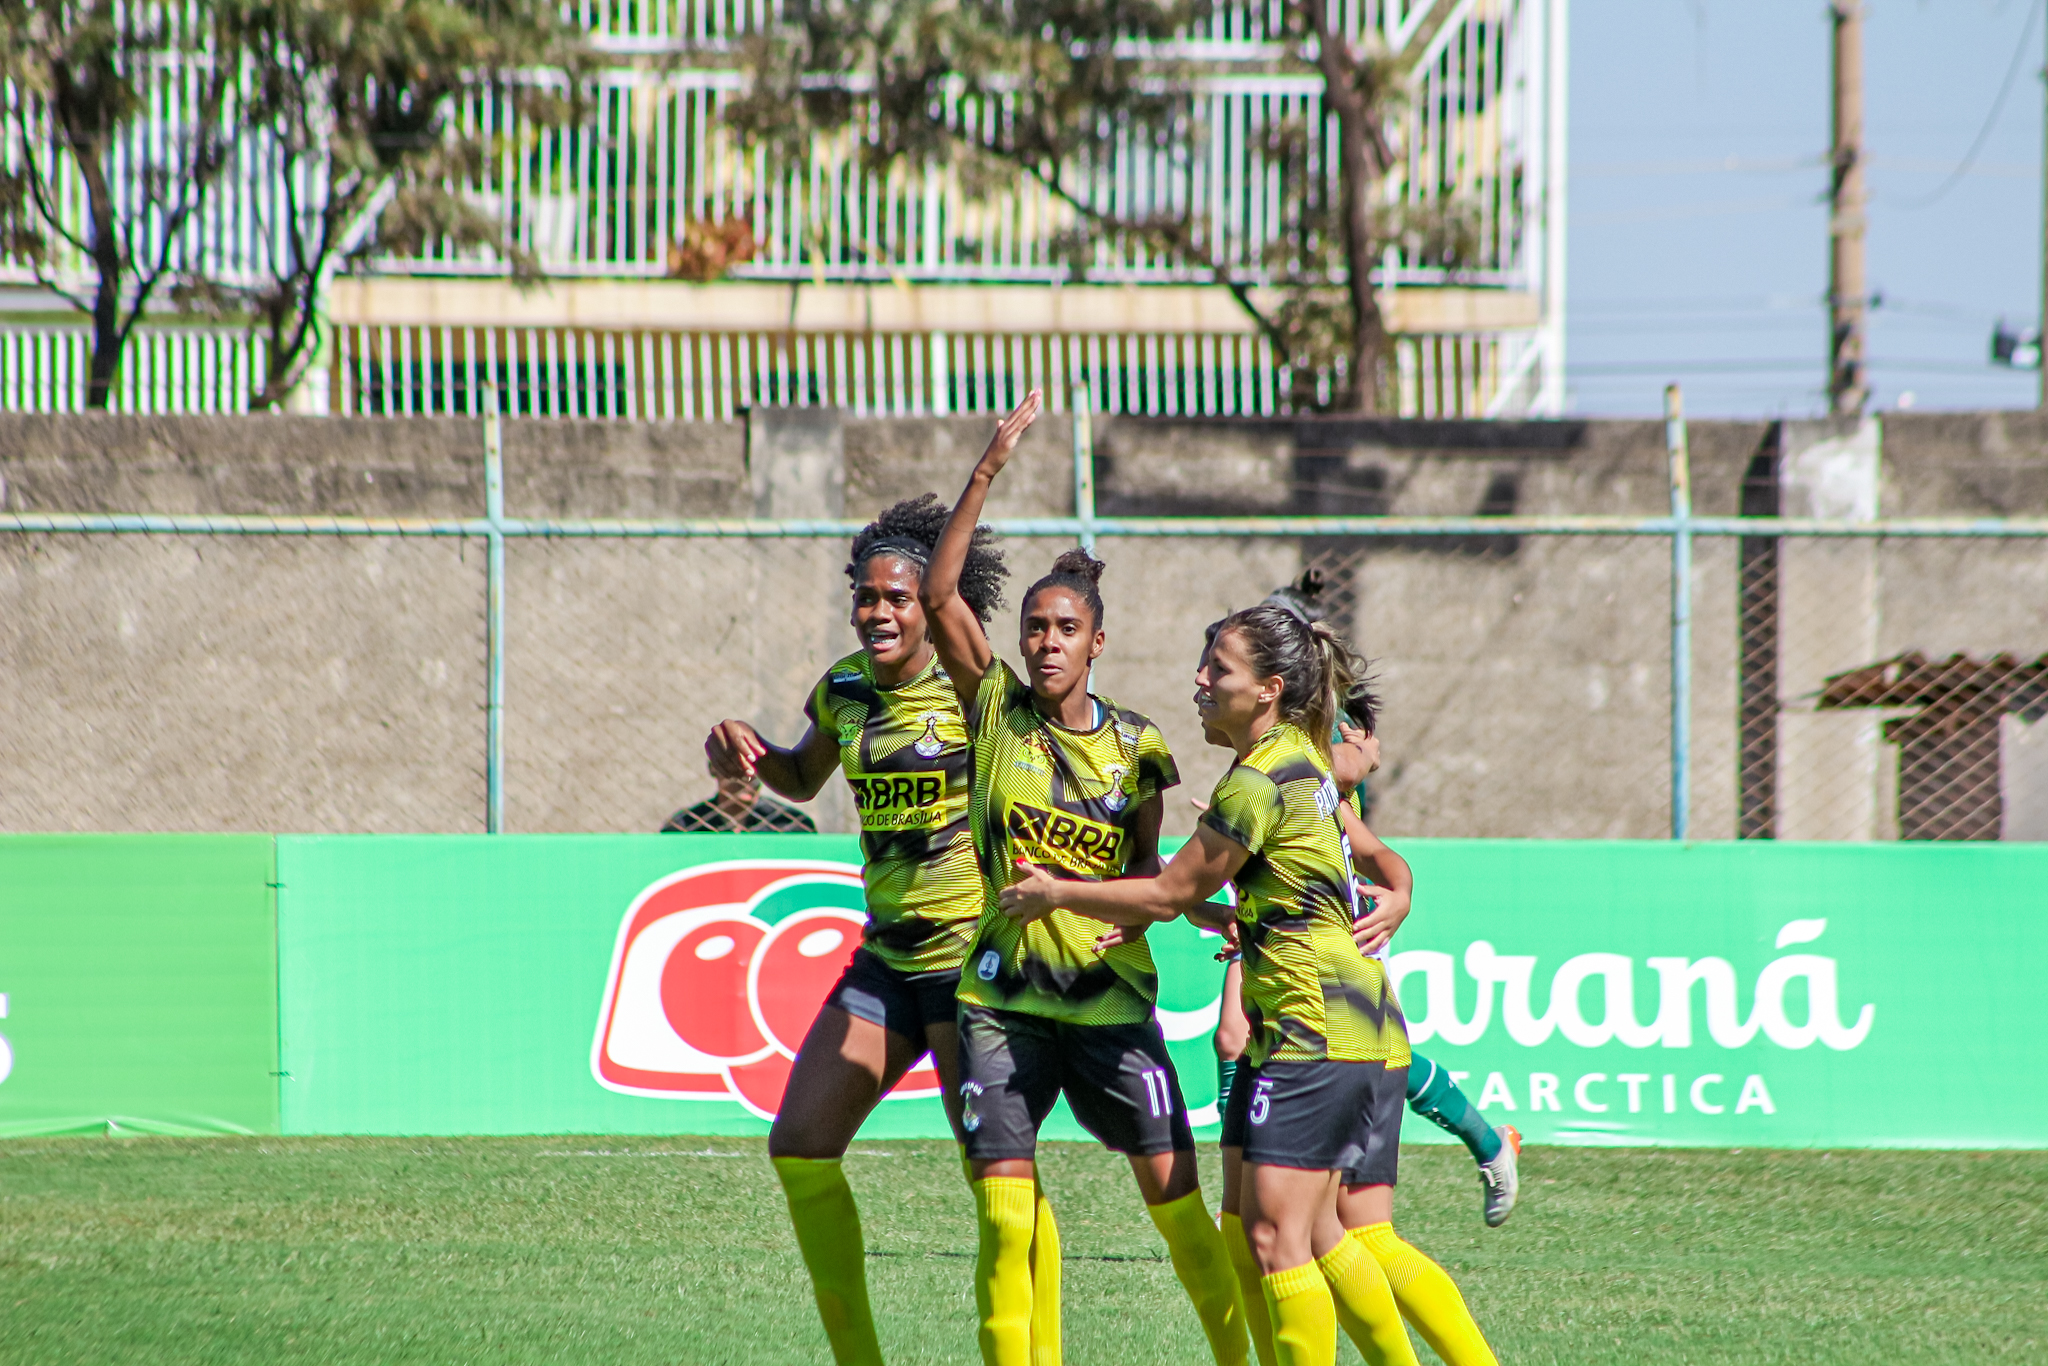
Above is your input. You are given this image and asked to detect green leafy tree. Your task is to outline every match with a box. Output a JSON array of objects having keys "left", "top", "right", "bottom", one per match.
[
  {"left": 727, "top": 0, "right": 1482, "bottom": 412},
  {"left": 0, "top": 0, "right": 239, "bottom": 408},
  {"left": 195, "top": 0, "right": 586, "bottom": 409}
]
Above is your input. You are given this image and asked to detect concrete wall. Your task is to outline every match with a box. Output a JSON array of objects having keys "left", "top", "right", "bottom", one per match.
[{"left": 4, "top": 410, "right": 2044, "bottom": 838}]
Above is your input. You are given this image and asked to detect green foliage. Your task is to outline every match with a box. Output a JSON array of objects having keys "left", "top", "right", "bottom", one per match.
[
  {"left": 0, "top": 0, "right": 239, "bottom": 406},
  {"left": 0, "top": 1136, "right": 2042, "bottom": 1363},
  {"left": 208, "top": 0, "right": 587, "bottom": 408},
  {"left": 0, "top": 0, "right": 586, "bottom": 410},
  {"left": 729, "top": 0, "right": 1487, "bottom": 410}
]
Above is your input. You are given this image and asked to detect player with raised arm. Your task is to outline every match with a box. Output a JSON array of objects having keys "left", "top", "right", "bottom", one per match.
[
  {"left": 704, "top": 494, "right": 1063, "bottom": 1366},
  {"left": 920, "top": 391, "right": 1248, "bottom": 1366}
]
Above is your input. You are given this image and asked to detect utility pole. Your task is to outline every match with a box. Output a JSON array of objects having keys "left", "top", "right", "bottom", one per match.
[{"left": 1829, "top": 0, "right": 1868, "bottom": 418}]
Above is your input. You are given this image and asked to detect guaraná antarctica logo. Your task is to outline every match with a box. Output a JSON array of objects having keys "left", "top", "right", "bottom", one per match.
[
  {"left": 1390, "top": 918, "right": 1875, "bottom": 1052},
  {"left": 590, "top": 860, "right": 943, "bottom": 1118}
]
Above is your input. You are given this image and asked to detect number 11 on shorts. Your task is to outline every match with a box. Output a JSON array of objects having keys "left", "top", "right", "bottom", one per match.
[{"left": 1140, "top": 1067, "right": 1174, "bottom": 1118}]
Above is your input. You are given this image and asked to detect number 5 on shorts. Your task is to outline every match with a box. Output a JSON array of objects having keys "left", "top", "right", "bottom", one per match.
[{"left": 1249, "top": 1077, "right": 1274, "bottom": 1126}]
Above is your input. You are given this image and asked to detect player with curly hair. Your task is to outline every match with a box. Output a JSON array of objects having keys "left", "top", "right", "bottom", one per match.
[
  {"left": 920, "top": 392, "right": 1248, "bottom": 1366},
  {"left": 705, "top": 490, "right": 1064, "bottom": 1366}
]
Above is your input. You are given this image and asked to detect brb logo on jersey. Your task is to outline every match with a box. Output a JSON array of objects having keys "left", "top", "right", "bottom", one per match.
[
  {"left": 848, "top": 773, "right": 947, "bottom": 830},
  {"left": 1005, "top": 803, "right": 1124, "bottom": 873},
  {"left": 590, "top": 860, "right": 942, "bottom": 1118}
]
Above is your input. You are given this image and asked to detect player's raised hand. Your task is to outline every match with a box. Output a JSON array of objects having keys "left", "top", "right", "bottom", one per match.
[
  {"left": 975, "top": 389, "right": 1042, "bottom": 481},
  {"left": 705, "top": 719, "right": 768, "bottom": 780},
  {"left": 998, "top": 857, "right": 1062, "bottom": 923}
]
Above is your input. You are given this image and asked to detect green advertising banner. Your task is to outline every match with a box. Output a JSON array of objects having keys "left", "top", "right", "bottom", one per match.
[
  {"left": 0, "top": 835, "right": 279, "bottom": 1137},
  {"left": 7, "top": 835, "right": 2030, "bottom": 1145},
  {"left": 276, "top": 836, "right": 1227, "bottom": 1137},
  {"left": 1389, "top": 840, "right": 2047, "bottom": 1148},
  {"left": 275, "top": 835, "right": 2048, "bottom": 1148}
]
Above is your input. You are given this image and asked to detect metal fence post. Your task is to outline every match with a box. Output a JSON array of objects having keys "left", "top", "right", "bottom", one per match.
[
  {"left": 484, "top": 386, "right": 507, "bottom": 834},
  {"left": 1072, "top": 387, "right": 1097, "bottom": 553},
  {"left": 1666, "top": 383, "right": 1693, "bottom": 840}
]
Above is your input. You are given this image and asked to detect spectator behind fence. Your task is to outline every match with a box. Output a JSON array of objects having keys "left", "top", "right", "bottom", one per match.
[{"left": 661, "top": 764, "right": 818, "bottom": 834}]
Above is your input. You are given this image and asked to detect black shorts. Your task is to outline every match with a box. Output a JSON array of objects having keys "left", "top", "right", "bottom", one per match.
[
  {"left": 957, "top": 1004, "right": 1196, "bottom": 1161},
  {"left": 823, "top": 947, "right": 961, "bottom": 1045},
  {"left": 1221, "top": 1058, "right": 1396, "bottom": 1176},
  {"left": 1340, "top": 1063, "right": 1406, "bottom": 1188}
]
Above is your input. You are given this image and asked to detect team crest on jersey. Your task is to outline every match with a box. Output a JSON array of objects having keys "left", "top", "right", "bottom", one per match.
[
  {"left": 1103, "top": 765, "right": 1129, "bottom": 813},
  {"left": 913, "top": 714, "right": 946, "bottom": 758},
  {"left": 830, "top": 668, "right": 863, "bottom": 684}
]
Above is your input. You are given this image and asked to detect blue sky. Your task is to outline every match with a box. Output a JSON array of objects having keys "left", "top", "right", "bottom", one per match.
[{"left": 1567, "top": 0, "right": 2044, "bottom": 416}]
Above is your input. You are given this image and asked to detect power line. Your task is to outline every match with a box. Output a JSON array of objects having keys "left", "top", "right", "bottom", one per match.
[
  {"left": 1892, "top": 0, "right": 2046, "bottom": 210},
  {"left": 1568, "top": 358, "right": 2017, "bottom": 376}
]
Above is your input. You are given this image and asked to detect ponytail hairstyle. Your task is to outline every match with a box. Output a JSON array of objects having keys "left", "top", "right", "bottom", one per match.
[
  {"left": 847, "top": 493, "right": 1008, "bottom": 622},
  {"left": 1265, "top": 566, "right": 1329, "bottom": 625},
  {"left": 1214, "top": 601, "right": 1367, "bottom": 761},
  {"left": 1338, "top": 671, "right": 1383, "bottom": 737},
  {"left": 1022, "top": 547, "right": 1107, "bottom": 629}
]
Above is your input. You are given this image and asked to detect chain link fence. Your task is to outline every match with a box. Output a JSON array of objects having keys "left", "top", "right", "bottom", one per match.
[{"left": 4, "top": 410, "right": 2046, "bottom": 841}]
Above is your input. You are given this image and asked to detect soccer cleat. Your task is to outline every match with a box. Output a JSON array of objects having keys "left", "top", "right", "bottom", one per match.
[{"left": 1479, "top": 1125, "right": 1521, "bottom": 1228}]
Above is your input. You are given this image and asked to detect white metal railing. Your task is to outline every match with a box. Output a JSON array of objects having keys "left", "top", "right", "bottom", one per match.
[
  {"left": 2, "top": 0, "right": 1549, "bottom": 290},
  {"left": 0, "top": 325, "right": 269, "bottom": 414},
  {"left": 0, "top": 320, "right": 1513, "bottom": 418},
  {"left": 324, "top": 322, "right": 1507, "bottom": 419}
]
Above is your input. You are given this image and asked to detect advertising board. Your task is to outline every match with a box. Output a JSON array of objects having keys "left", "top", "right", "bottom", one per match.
[
  {"left": 274, "top": 835, "right": 2048, "bottom": 1147},
  {"left": 0, "top": 835, "right": 278, "bottom": 1137},
  {"left": 277, "top": 835, "right": 1224, "bottom": 1136}
]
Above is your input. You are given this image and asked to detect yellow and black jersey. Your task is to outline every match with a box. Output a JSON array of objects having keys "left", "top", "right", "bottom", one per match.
[
  {"left": 1201, "top": 721, "right": 1409, "bottom": 1069},
  {"left": 806, "top": 650, "right": 981, "bottom": 974},
  {"left": 956, "top": 661, "right": 1179, "bottom": 1025}
]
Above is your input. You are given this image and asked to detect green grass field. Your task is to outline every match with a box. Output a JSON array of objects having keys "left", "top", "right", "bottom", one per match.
[{"left": 2, "top": 1137, "right": 2042, "bottom": 1365}]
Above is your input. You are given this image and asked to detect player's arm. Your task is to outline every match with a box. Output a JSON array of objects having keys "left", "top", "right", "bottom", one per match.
[
  {"left": 921, "top": 391, "right": 1042, "bottom": 708},
  {"left": 1331, "top": 722, "right": 1381, "bottom": 796},
  {"left": 704, "top": 718, "right": 839, "bottom": 802},
  {"left": 1338, "top": 801, "right": 1412, "bottom": 955},
  {"left": 1122, "top": 792, "right": 1165, "bottom": 878},
  {"left": 1001, "top": 823, "right": 1249, "bottom": 926}
]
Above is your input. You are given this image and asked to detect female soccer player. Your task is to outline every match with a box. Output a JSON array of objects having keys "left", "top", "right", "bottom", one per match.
[
  {"left": 1002, "top": 603, "right": 1467, "bottom": 1366},
  {"left": 919, "top": 391, "right": 1248, "bottom": 1366},
  {"left": 1211, "top": 581, "right": 1520, "bottom": 1231},
  {"left": 704, "top": 492, "right": 1063, "bottom": 1366}
]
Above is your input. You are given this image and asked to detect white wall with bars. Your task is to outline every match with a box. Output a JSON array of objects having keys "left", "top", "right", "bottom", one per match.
[{"left": 1, "top": 0, "right": 1551, "bottom": 290}]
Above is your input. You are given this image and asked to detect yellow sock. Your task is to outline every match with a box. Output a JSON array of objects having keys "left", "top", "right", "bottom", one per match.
[
  {"left": 1222, "top": 1213, "right": 1278, "bottom": 1366},
  {"left": 1148, "top": 1192, "right": 1249, "bottom": 1366},
  {"left": 771, "top": 1157, "right": 885, "bottom": 1366},
  {"left": 973, "top": 1176, "right": 1038, "bottom": 1366},
  {"left": 1316, "top": 1228, "right": 1418, "bottom": 1366},
  {"left": 1260, "top": 1261, "right": 1337, "bottom": 1366},
  {"left": 1030, "top": 1183, "right": 1062, "bottom": 1366},
  {"left": 1353, "top": 1224, "right": 1498, "bottom": 1366}
]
